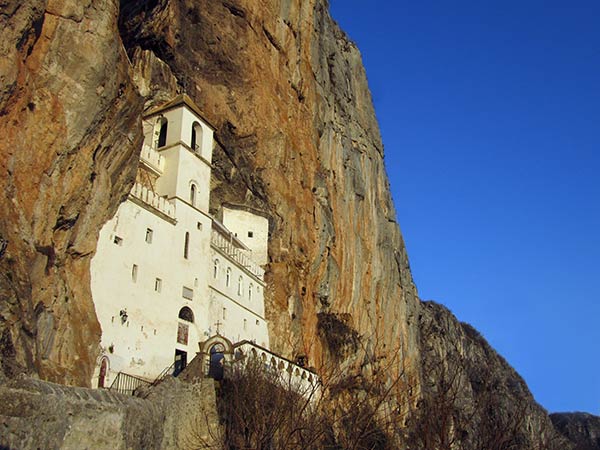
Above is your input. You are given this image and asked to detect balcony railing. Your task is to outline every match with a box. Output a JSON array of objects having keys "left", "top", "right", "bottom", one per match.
[
  {"left": 140, "top": 144, "right": 165, "bottom": 173},
  {"left": 130, "top": 182, "right": 175, "bottom": 219},
  {"left": 211, "top": 231, "right": 265, "bottom": 279}
]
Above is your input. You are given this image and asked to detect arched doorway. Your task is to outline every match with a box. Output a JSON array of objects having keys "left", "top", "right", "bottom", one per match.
[
  {"left": 208, "top": 343, "right": 225, "bottom": 380},
  {"left": 174, "top": 306, "right": 195, "bottom": 376},
  {"left": 98, "top": 357, "right": 109, "bottom": 388},
  {"left": 198, "top": 335, "right": 233, "bottom": 380}
]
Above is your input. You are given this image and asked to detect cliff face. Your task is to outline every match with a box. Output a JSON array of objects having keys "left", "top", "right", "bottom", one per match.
[
  {"left": 1, "top": 0, "right": 418, "bottom": 387},
  {"left": 411, "top": 301, "right": 571, "bottom": 449},
  {"left": 551, "top": 413, "right": 600, "bottom": 450},
  {"left": 118, "top": 0, "right": 420, "bottom": 378},
  {"left": 0, "top": 0, "right": 143, "bottom": 384},
  {"left": 0, "top": 1, "right": 585, "bottom": 447}
]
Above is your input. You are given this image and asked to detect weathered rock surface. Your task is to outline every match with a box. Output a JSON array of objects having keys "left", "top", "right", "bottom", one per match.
[
  {"left": 0, "top": 0, "right": 589, "bottom": 448},
  {"left": 551, "top": 412, "right": 600, "bottom": 450},
  {"left": 0, "top": 375, "right": 219, "bottom": 450},
  {"left": 0, "top": 0, "right": 143, "bottom": 384},
  {"left": 411, "top": 301, "right": 572, "bottom": 449},
  {"left": 118, "top": 0, "right": 419, "bottom": 384}
]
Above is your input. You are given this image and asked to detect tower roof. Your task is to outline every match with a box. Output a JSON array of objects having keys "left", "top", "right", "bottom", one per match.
[{"left": 144, "top": 94, "right": 217, "bottom": 131}]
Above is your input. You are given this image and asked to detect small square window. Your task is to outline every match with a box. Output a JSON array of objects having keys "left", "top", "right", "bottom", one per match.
[
  {"left": 248, "top": 231, "right": 254, "bottom": 238},
  {"left": 113, "top": 236, "right": 123, "bottom": 245},
  {"left": 182, "top": 286, "right": 194, "bottom": 300},
  {"left": 145, "top": 228, "right": 153, "bottom": 243},
  {"left": 154, "top": 278, "right": 162, "bottom": 292}
]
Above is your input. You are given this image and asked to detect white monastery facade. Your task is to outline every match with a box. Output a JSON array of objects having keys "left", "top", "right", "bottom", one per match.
[{"left": 90, "top": 95, "right": 280, "bottom": 388}]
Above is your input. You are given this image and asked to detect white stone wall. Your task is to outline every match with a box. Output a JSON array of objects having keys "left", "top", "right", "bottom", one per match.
[
  {"left": 91, "top": 200, "right": 207, "bottom": 386},
  {"left": 90, "top": 100, "right": 269, "bottom": 387},
  {"left": 222, "top": 207, "right": 270, "bottom": 266},
  {"left": 208, "top": 243, "right": 268, "bottom": 347}
]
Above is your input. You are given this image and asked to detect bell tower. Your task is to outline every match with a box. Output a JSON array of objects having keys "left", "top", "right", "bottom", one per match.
[{"left": 143, "top": 95, "right": 216, "bottom": 212}]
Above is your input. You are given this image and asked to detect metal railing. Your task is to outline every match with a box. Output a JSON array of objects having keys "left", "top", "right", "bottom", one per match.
[
  {"left": 108, "top": 372, "right": 151, "bottom": 396},
  {"left": 151, "top": 361, "right": 176, "bottom": 386}
]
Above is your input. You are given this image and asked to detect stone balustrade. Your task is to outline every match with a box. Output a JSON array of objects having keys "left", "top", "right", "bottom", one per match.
[
  {"left": 210, "top": 231, "right": 265, "bottom": 279},
  {"left": 232, "top": 341, "right": 319, "bottom": 396},
  {"left": 130, "top": 182, "right": 176, "bottom": 219},
  {"left": 140, "top": 144, "right": 165, "bottom": 173}
]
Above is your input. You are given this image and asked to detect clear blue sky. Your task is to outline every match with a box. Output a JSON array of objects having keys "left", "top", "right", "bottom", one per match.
[{"left": 330, "top": 1, "right": 600, "bottom": 414}]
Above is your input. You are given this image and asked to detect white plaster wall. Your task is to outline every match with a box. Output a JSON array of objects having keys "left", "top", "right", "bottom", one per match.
[
  {"left": 154, "top": 146, "right": 180, "bottom": 198},
  {"left": 180, "top": 107, "right": 214, "bottom": 162},
  {"left": 91, "top": 199, "right": 215, "bottom": 386},
  {"left": 160, "top": 108, "right": 184, "bottom": 148},
  {"left": 90, "top": 102, "right": 268, "bottom": 387},
  {"left": 208, "top": 245, "right": 269, "bottom": 347},
  {"left": 174, "top": 149, "right": 211, "bottom": 212},
  {"left": 209, "top": 248, "right": 265, "bottom": 317},
  {"left": 222, "top": 207, "right": 270, "bottom": 266}
]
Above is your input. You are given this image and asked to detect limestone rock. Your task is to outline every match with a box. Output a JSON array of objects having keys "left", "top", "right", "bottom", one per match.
[
  {"left": 0, "top": 375, "right": 220, "bottom": 450},
  {"left": 0, "top": 0, "right": 143, "bottom": 385},
  {"left": 118, "top": 0, "right": 420, "bottom": 387},
  {"left": 413, "top": 301, "right": 572, "bottom": 449},
  {"left": 551, "top": 412, "right": 600, "bottom": 450}
]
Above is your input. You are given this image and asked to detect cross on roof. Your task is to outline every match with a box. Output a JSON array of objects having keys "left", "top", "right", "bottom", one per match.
[{"left": 214, "top": 320, "right": 223, "bottom": 335}]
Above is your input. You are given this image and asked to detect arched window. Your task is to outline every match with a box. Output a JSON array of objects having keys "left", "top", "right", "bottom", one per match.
[
  {"left": 237, "top": 276, "right": 243, "bottom": 296},
  {"left": 183, "top": 232, "right": 190, "bottom": 259},
  {"left": 178, "top": 306, "right": 194, "bottom": 323},
  {"left": 157, "top": 117, "right": 168, "bottom": 147},
  {"left": 226, "top": 268, "right": 231, "bottom": 286},
  {"left": 213, "top": 259, "right": 219, "bottom": 279},
  {"left": 190, "top": 183, "right": 197, "bottom": 206},
  {"left": 191, "top": 121, "right": 203, "bottom": 152},
  {"left": 248, "top": 283, "right": 253, "bottom": 301}
]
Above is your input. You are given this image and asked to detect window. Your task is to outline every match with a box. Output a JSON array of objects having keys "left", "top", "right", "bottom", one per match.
[
  {"left": 213, "top": 259, "right": 219, "bottom": 279},
  {"left": 131, "top": 264, "right": 138, "bottom": 282},
  {"left": 243, "top": 319, "right": 247, "bottom": 331},
  {"left": 190, "top": 184, "right": 197, "bottom": 206},
  {"left": 183, "top": 232, "right": 190, "bottom": 259},
  {"left": 238, "top": 276, "right": 243, "bottom": 296},
  {"left": 226, "top": 268, "right": 231, "bottom": 286},
  {"left": 248, "top": 231, "right": 254, "bottom": 238},
  {"left": 157, "top": 117, "right": 168, "bottom": 147},
  {"left": 145, "top": 228, "right": 153, "bottom": 243},
  {"left": 255, "top": 319, "right": 259, "bottom": 326},
  {"left": 182, "top": 286, "right": 193, "bottom": 300},
  {"left": 154, "top": 278, "right": 162, "bottom": 292},
  {"left": 249, "top": 283, "right": 253, "bottom": 301},
  {"left": 197, "top": 221, "right": 203, "bottom": 230},
  {"left": 222, "top": 307, "right": 227, "bottom": 320},
  {"left": 113, "top": 236, "right": 123, "bottom": 245},
  {"left": 178, "top": 306, "right": 194, "bottom": 323},
  {"left": 191, "top": 122, "right": 202, "bottom": 152}
]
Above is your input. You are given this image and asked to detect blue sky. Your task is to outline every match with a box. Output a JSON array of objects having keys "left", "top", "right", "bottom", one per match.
[{"left": 329, "top": 1, "right": 600, "bottom": 414}]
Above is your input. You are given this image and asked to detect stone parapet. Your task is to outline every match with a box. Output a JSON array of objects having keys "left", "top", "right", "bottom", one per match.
[
  {"left": 129, "top": 182, "right": 176, "bottom": 219},
  {"left": 211, "top": 231, "right": 265, "bottom": 280}
]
